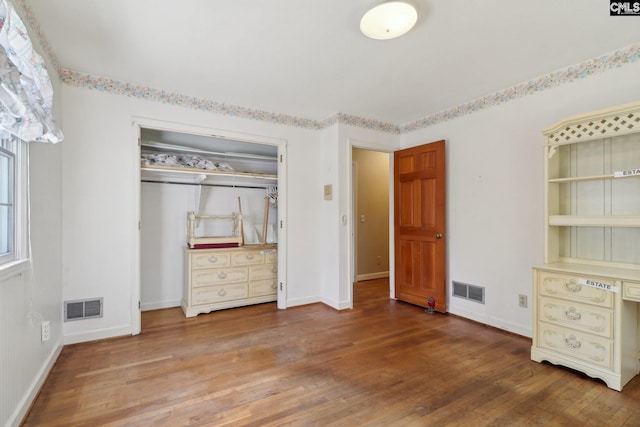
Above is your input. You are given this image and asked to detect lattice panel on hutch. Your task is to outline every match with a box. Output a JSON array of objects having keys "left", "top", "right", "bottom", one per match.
[{"left": 547, "top": 110, "right": 640, "bottom": 145}]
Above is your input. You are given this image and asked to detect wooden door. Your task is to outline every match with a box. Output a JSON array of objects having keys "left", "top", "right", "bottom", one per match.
[{"left": 394, "top": 140, "right": 446, "bottom": 312}]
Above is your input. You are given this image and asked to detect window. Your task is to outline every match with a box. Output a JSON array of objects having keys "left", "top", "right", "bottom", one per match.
[
  {"left": 0, "top": 138, "right": 27, "bottom": 267},
  {"left": 0, "top": 142, "right": 14, "bottom": 263}
]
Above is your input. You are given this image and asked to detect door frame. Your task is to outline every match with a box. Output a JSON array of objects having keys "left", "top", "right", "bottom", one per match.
[
  {"left": 131, "top": 117, "right": 288, "bottom": 334},
  {"left": 348, "top": 139, "right": 397, "bottom": 306},
  {"left": 351, "top": 159, "right": 358, "bottom": 284}
]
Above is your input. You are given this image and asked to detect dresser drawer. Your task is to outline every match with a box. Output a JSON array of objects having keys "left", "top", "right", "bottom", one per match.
[
  {"left": 192, "top": 283, "right": 248, "bottom": 305},
  {"left": 537, "top": 323, "right": 613, "bottom": 370},
  {"left": 537, "top": 271, "right": 614, "bottom": 309},
  {"left": 250, "top": 264, "right": 278, "bottom": 281},
  {"left": 191, "top": 251, "right": 231, "bottom": 270},
  {"left": 265, "top": 250, "right": 277, "bottom": 264},
  {"left": 192, "top": 267, "right": 248, "bottom": 287},
  {"left": 249, "top": 278, "right": 278, "bottom": 297},
  {"left": 538, "top": 296, "right": 613, "bottom": 339},
  {"left": 623, "top": 281, "right": 640, "bottom": 302},
  {"left": 232, "top": 250, "right": 265, "bottom": 266}
]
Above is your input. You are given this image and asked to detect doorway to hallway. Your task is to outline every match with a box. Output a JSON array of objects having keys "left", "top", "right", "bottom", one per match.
[{"left": 352, "top": 148, "right": 390, "bottom": 289}]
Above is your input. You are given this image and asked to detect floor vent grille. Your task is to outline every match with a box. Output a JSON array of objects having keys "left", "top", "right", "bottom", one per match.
[
  {"left": 64, "top": 298, "right": 103, "bottom": 321},
  {"left": 452, "top": 281, "right": 485, "bottom": 304}
]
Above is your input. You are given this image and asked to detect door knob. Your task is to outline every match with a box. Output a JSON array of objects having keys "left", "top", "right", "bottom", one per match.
[{"left": 435, "top": 233, "right": 443, "bottom": 239}]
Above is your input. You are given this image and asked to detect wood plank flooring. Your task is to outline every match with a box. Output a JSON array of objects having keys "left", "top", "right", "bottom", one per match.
[{"left": 23, "top": 279, "right": 640, "bottom": 426}]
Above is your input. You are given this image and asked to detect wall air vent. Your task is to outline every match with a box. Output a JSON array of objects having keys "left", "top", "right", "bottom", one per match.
[
  {"left": 64, "top": 298, "right": 103, "bottom": 321},
  {"left": 452, "top": 281, "right": 485, "bottom": 304}
]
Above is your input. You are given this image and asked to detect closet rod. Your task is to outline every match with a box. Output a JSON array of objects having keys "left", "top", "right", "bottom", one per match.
[{"left": 141, "top": 180, "right": 266, "bottom": 190}]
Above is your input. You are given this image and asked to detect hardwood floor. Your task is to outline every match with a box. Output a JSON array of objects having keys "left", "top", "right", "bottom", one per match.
[{"left": 23, "top": 279, "right": 640, "bottom": 426}]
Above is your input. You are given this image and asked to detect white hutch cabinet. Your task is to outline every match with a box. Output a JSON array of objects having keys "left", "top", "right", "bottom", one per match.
[{"left": 531, "top": 102, "right": 640, "bottom": 391}]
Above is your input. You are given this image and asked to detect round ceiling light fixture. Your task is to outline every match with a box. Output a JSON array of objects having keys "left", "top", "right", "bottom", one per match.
[{"left": 360, "top": 1, "right": 418, "bottom": 40}]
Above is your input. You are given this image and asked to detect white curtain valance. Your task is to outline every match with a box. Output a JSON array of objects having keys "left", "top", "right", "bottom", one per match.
[{"left": 0, "top": 0, "right": 62, "bottom": 143}]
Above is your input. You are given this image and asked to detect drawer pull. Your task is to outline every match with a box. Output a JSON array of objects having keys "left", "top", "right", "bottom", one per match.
[
  {"left": 246, "top": 253, "right": 254, "bottom": 260},
  {"left": 564, "top": 334, "right": 581, "bottom": 349},
  {"left": 218, "top": 272, "right": 227, "bottom": 279},
  {"left": 271, "top": 282, "right": 277, "bottom": 290},
  {"left": 208, "top": 256, "right": 218, "bottom": 264},
  {"left": 565, "top": 282, "right": 582, "bottom": 293},
  {"left": 564, "top": 307, "right": 582, "bottom": 321},
  {"left": 272, "top": 267, "right": 278, "bottom": 274},
  {"left": 218, "top": 289, "right": 227, "bottom": 297}
]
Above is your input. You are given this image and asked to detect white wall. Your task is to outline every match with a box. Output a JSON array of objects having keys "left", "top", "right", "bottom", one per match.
[
  {"left": 399, "top": 61, "right": 640, "bottom": 337},
  {"left": 1, "top": 139, "right": 63, "bottom": 427},
  {"left": 281, "top": 125, "right": 325, "bottom": 307},
  {"left": 320, "top": 124, "right": 341, "bottom": 307},
  {"left": 60, "top": 85, "right": 329, "bottom": 342},
  {"left": 0, "top": 9, "right": 64, "bottom": 419}
]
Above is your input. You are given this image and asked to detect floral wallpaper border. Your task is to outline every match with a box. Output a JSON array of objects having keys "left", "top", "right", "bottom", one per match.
[
  {"left": 400, "top": 43, "right": 640, "bottom": 134},
  {"left": 12, "top": 0, "right": 640, "bottom": 135},
  {"left": 13, "top": 0, "right": 60, "bottom": 71},
  {"left": 58, "top": 69, "right": 343, "bottom": 130}
]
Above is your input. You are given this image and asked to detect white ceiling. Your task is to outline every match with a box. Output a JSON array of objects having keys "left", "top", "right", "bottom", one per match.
[{"left": 27, "top": 0, "right": 640, "bottom": 126}]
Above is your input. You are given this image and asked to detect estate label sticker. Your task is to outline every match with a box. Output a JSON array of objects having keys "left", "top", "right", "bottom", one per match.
[
  {"left": 578, "top": 278, "right": 619, "bottom": 293},
  {"left": 614, "top": 168, "right": 640, "bottom": 178}
]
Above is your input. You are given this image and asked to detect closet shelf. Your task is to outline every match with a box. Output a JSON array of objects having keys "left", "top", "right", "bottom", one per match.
[
  {"left": 141, "top": 165, "right": 277, "bottom": 187},
  {"left": 548, "top": 173, "right": 640, "bottom": 183},
  {"left": 548, "top": 215, "right": 640, "bottom": 227},
  {"left": 549, "top": 174, "right": 616, "bottom": 183}
]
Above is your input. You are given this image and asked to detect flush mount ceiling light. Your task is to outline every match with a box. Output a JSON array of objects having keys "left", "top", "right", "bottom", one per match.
[{"left": 360, "top": 1, "right": 418, "bottom": 40}]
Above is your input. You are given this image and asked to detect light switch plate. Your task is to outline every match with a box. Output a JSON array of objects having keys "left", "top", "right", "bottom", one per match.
[{"left": 324, "top": 184, "right": 333, "bottom": 200}]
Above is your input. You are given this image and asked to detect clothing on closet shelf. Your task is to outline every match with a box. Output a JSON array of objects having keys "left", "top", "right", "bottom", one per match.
[{"left": 141, "top": 152, "right": 234, "bottom": 172}]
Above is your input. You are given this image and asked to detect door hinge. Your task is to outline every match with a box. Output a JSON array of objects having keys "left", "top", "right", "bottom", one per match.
[
  {"left": 138, "top": 137, "right": 141, "bottom": 147},
  {"left": 138, "top": 301, "right": 141, "bottom": 309},
  {"left": 280, "top": 220, "right": 283, "bottom": 229},
  {"left": 279, "top": 282, "right": 283, "bottom": 291},
  {"left": 280, "top": 154, "right": 283, "bottom": 163},
  {"left": 138, "top": 221, "right": 141, "bottom": 230}
]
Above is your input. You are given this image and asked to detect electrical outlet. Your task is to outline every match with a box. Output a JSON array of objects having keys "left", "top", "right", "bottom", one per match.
[
  {"left": 518, "top": 294, "right": 528, "bottom": 308},
  {"left": 41, "top": 321, "right": 50, "bottom": 342}
]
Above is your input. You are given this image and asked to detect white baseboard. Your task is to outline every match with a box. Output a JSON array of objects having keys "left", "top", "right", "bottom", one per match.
[
  {"left": 63, "top": 324, "right": 132, "bottom": 345},
  {"left": 449, "top": 307, "right": 532, "bottom": 338},
  {"left": 141, "top": 300, "right": 181, "bottom": 311},
  {"left": 280, "top": 296, "right": 352, "bottom": 310},
  {"left": 285, "top": 296, "right": 321, "bottom": 308},
  {"left": 355, "top": 271, "right": 389, "bottom": 282},
  {"left": 10, "top": 339, "right": 63, "bottom": 427},
  {"left": 320, "top": 296, "right": 352, "bottom": 310}
]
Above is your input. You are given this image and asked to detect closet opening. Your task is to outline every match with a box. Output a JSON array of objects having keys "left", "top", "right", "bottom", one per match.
[{"left": 136, "top": 124, "right": 285, "bottom": 331}]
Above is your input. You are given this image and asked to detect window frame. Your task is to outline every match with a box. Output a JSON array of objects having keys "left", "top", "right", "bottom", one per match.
[
  {"left": 0, "top": 144, "right": 15, "bottom": 264},
  {"left": 0, "top": 138, "right": 28, "bottom": 273}
]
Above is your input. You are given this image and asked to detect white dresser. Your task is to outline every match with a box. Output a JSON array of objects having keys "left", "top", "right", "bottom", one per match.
[
  {"left": 531, "top": 102, "right": 640, "bottom": 391},
  {"left": 182, "top": 244, "right": 278, "bottom": 317},
  {"left": 532, "top": 264, "right": 640, "bottom": 391}
]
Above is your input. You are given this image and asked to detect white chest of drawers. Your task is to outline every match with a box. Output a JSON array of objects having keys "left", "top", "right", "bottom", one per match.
[
  {"left": 531, "top": 265, "right": 639, "bottom": 391},
  {"left": 182, "top": 244, "right": 278, "bottom": 317}
]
